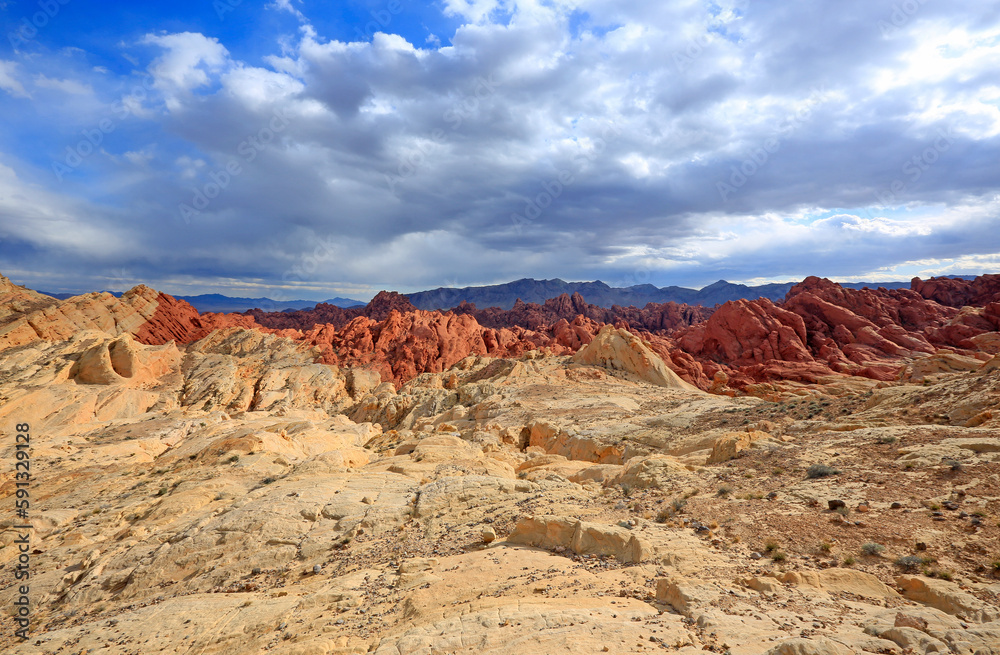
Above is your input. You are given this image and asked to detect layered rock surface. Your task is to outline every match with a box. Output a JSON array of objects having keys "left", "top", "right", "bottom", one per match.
[{"left": 1, "top": 279, "right": 1000, "bottom": 653}]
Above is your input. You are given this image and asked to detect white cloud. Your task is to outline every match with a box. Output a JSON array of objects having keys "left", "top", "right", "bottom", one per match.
[
  {"left": 143, "top": 32, "right": 230, "bottom": 109},
  {"left": 34, "top": 74, "right": 93, "bottom": 95},
  {"left": 0, "top": 60, "right": 29, "bottom": 98}
]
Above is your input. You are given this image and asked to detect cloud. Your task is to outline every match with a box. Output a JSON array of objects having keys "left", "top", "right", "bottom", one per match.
[
  {"left": 0, "top": 60, "right": 29, "bottom": 98},
  {"left": 142, "top": 32, "right": 230, "bottom": 109},
  {"left": 1, "top": 0, "right": 999, "bottom": 296},
  {"left": 34, "top": 75, "right": 93, "bottom": 95}
]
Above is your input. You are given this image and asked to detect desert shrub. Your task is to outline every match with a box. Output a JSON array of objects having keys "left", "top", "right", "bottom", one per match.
[
  {"left": 861, "top": 543, "right": 886, "bottom": 556},
  {"left": 895, "top": 555, "right": 922, "bottom": 570},
  {"left": 806, "top": 464, "right": 840, "bottom": 479}
]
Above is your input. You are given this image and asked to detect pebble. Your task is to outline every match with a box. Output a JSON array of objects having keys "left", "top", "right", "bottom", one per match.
[
  {"left": 312, "top": 565, "right": 322, "bottom": 574},
  {"left": 482, "top": 527, "right": 497, "bottom": 544},
  {"left": 750, "top": 552, "right": 763, "bottom": 560},
  {"left": 891, "top": 502, "right": 903, "bottom": 509},
  {"left": 828, "top": 499, "right": 846, "bottom": 511}
]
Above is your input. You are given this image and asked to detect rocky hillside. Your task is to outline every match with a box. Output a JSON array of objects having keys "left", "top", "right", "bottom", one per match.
[{"left": 0, "top": 282, "right": 998, "bottom": 654}]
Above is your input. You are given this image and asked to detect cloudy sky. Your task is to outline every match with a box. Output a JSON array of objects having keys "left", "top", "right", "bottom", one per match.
[{"left": 0, "top": 0, "right": 998, "bottom": 300}]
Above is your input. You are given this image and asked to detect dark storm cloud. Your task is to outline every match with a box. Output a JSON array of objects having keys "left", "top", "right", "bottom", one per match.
[{"left": 0, "top": 0, "right": 998, "bottom": 297}]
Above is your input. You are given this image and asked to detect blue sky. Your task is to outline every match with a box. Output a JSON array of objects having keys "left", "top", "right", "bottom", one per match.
[{"left": 0, "top": 0, "right": 999, "bottom": 301}]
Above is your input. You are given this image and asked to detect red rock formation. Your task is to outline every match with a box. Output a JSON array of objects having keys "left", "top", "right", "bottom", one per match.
[
  {"left": 7, "top": 271, "right": 1000, "bottom": 394},
  {"left": 133, "top": 290, "right": 261, "bottom": 345},
  {"left": 303, "top": 309, "right": 587, "bottom": 387},
  {"left": 911, "top": 274, "right": 1000, "bottom": 307},
  {"left": 667, "top": 276, "right": 991, "bottom": 387}
]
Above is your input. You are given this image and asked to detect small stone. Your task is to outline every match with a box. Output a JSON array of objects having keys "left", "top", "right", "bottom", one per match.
[
  {"left": 828, "top": 499, "right": 846, "bottom": 511},
  {"left": 891, "top": 502, "right": 903, "bottom": 509},
  {"left": 750, "top": 552, "right": 763, "bottom": 560},
  {"left": 361, "top": 496, "right": 374, "bottom": 505},
  {"left": 312, "top": 565, "right": 322, "bottom": 574},
  {"left": 915, "top": 542, "right": 927, "bottom": 551},
  {"left": 482, "top": 527, "right": 497, "bottom": 544},
  {"left": 856, "top": 503, "right": 870, "bottom": 513}
]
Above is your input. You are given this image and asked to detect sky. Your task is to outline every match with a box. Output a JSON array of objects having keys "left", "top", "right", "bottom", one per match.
[{"left": 0, "top": 0, "right": 998, "bottom": 301}]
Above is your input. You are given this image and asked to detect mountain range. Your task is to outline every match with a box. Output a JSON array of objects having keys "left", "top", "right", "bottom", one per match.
[
  {"left": 402, "top": 277, "right": 958, "bottom": 310},
  {"left": 40, "top": 291, "right": 366, "bottom": 313},
  {"left": 41, "top": 275, "right": 980, "bottom": 314}
]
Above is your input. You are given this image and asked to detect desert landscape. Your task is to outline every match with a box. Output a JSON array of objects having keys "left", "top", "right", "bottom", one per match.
[{"left": 1, "top": 271, "right": 999, "bottom": 654}]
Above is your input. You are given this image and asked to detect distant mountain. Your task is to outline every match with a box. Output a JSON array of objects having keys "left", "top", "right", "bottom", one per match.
[
  {"left": 39, "top": 290, "right": 365, "bottom": 313},
  {"left": 171, "top": 294, "right": 365, "bottom": 313},
  {"left": 404, "top": 277, "right": 962, "bottom": 310}
]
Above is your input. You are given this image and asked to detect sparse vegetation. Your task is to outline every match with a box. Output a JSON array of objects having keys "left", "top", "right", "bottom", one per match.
[
  {"left": 770, "top": 550, "right": 786, "bottom": 562},
  {"left": 763, "top": 538, "right": 779, "bottom": 553},
  {"left": 228, "top": 454, "right": 240, "bottom": 463},
  {"left": 895, "top": 555, "right": 922, "bottom": 570},
  {"left": 805, "top": 464, "right": 840, "bottom": 479},
  {"left": 843, "top": 556, "right": 856, "bottom": 566},
  {"left": 818, "top": 541, "right": 833, "bottom": 554},
  {"left": 717, "top": 484, "right": 733, "bottom": 497},
  {"left": 861, "top": 543, "right": 885, "bottom": 556}
]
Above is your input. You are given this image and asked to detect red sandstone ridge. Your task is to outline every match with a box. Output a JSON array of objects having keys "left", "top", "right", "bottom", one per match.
[
  {"left": 672, "top": 275, "right": 1000, "bottom": 388},
  {"left": 5, "top": 271, "right": 1000, "bottom": 394},
  {"left": 459, "top": 292, "right": 713, "bottom": 333},
  {"left": 299, "top": 309, "right": 602, "bottom": 387},
  {"left": 911, "top": 274, "right": 1000, "bottom": 307},
  {"left": 248, "top": 291, "right": 417, "bottom": 331},
  {"left": 132, "top": 289, "right": 261, "bottom": 345}
]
